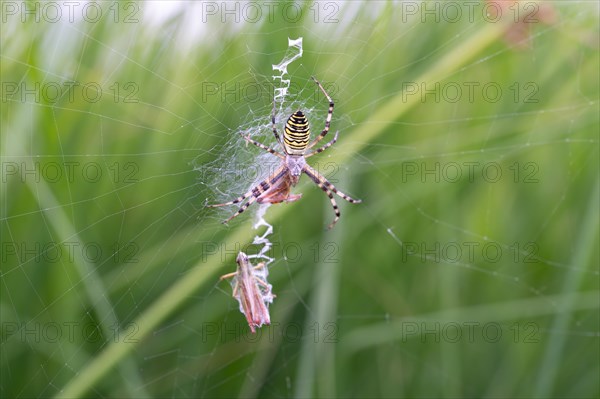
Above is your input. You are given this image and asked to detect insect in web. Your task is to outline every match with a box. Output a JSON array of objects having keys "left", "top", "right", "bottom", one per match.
[
  {"left": 208, "top": 76, "right": 361, "bottom": 229},
  {"left": 220, "top": 252, "right": 274, "bottom": 333}
]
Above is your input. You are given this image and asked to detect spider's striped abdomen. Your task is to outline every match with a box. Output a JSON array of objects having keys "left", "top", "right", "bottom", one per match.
[{"left": 283, "top": 111, "right": 310, "bottom": 155}]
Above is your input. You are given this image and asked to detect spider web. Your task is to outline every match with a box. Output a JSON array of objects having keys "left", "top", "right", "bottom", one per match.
[{"left": 1, "top": 1, "right": 598, "bottom": 398}]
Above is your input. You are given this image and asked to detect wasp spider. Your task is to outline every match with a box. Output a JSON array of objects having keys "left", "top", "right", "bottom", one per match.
[{"left": 208, "top": 77, "right": 361, "bottom": 229}]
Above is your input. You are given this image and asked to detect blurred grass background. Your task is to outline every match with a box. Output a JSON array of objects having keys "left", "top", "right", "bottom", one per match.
[{"left": 1, "top": 1, "right": 598, "bottom": 398}]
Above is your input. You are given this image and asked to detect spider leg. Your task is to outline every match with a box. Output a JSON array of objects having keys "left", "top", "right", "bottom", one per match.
[
  {"left": 271, "top": 99, "right": 286, "bottom": 151},
  {"left": 221, "top": 197, "right": 259, "bottom": 224},
  {"left": 305, "top": 131, "right": 339, "bottom": 158},
  {"left": 303, "top": 171, "right": 340, "bottom": 229},
  {"left": 207, "top": 190, "right": 252, "bottom": 209},
  {"left": 207, "top": 166, "right": 287, "bottom": 207},
  {"left": 304, "top": 165, "right": 360, "bottom": 229},
  {"left": 306, "top": 76, "right": 334, "bottom": 150},
  {"left": 208, "top": 166, "right": 288, "bottom": 224},
  {"left": 240, "top": 132, "right": 284, "bottom": 159},
  {"left": 303, "top": 165, "right": 362, "bottom": 204},
  {"left": 256, "top": 170, "right": 301, "bottom": 204},
  {"left": 323, "top": 189, "right": 340, "bottom": 230}
]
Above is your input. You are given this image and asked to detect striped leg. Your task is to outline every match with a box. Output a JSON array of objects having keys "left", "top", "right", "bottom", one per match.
[
  {"left": 208, "top": 166, "right": 287, "bottom": 223},
  {"left": 303, "top": 165, "right": 361, "bottom": 204},
  {"left": 240, "top": 132, "right": 284, "bottom": 159},
  {"left": 303, "top": 165, "right": 361, "bottom": 229},
  {"left": 306, "top": 76, "right": 334, "bottom": 150},
  {"left": 305, "top": 131, "right": 338, "bottom": 158},
  {"left": 322, "top": 188, "right": 340, "bottom": 230},
  {"left": 307, "top": 175, "right": 340, "bottom": 229},
  {"left": 271, "top": 100, "right": 283, "bottom": 148}
]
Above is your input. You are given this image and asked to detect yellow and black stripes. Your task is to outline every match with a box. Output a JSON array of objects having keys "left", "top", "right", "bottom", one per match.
[
  {"left": 207, "top": 75, "right": 361, "bottom": 228},
  {"left": 283, "top": 111, "right": 311, "bottom": 155}
]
